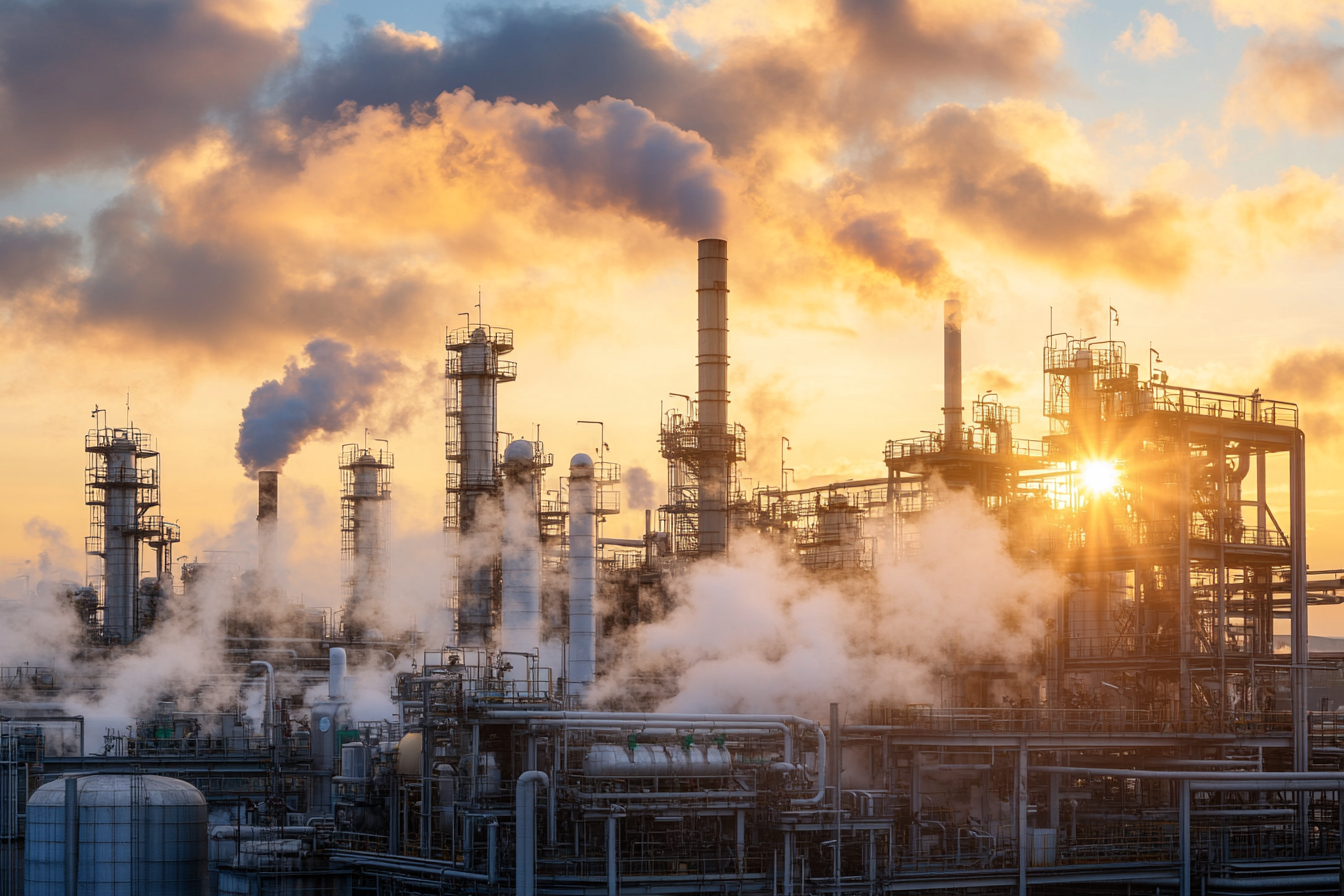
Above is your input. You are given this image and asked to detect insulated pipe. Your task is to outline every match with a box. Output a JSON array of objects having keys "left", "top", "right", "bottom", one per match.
[
  {"left": 328, "top": 647, "right": 347, "bottom": 700},
  {"left": 697, "top": 238, "right": 730, "bottom": 556},
  {"left": 607, "top": 806, "right": 625, "bottom": 896},
  {"left": 568, "top": 454, "right": 597, "bottom": 699},
  {"left": 257, "top": 471, "right": 279, "bottom": 591},
  {"left": 943, "top": 298, "right": 963, "bottom": 450},
  {"left": 249, "top": 660, "right": 276, "bottom": 749},
  {"left": 489, "top": 710, "right": 825, "bottom": 804},
  {"left": 501, "top": 440, "right": 541, "bottom": 664},
  {"left": 515, "top": 770, "right": 548, "bottom": 896}
]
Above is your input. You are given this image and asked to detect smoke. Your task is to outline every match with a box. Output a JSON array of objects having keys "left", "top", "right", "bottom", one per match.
[
  {"left": 836, "top": 213, "right": 949, "bottom": 292},
  {"left": 592, "top": 491, "right": 1064, "bottom": 718},
  {"left": 235, "top": 338, "right": 405, "bottom": 477},
  {"left": 624, "top": 466, "right": 657, "bottom": 510}
]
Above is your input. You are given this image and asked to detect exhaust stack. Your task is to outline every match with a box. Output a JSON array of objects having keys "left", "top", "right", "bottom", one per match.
[
  {"left": 257, "top": 471, "right": 279, "bottom": 590},
  {"left": 943, "top": 298, "right": 963, "bottom": 450},
  {"left": 697, "top": 238, "right": 730, "bottom": 555},
  {"left": 501, "top": 439, "right": 541, "bottom": 666}
]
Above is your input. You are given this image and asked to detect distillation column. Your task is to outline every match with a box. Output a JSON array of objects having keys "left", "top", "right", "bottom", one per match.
[
  {"left": 698, "top": 238, "right": 730, "bottom": 556},
  {"left": 943, "top": 297, "right": 963, "bottom": 450},
  {"left": 341, "top": 445, "right": 393, "bottom": 639},
  {"left": 447, "top": 325, "right": 516, "bottom": 645},
  {"left": 568, "top": 454, "right": 597, "bottom": 699},
  {"left": 501, "top": 440, "right": 541, "bottom": 664}
]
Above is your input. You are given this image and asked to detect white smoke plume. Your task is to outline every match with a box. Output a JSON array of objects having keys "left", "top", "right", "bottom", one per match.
[{"left": 592, "top": 491, "right": 1064, "bottom": 719}]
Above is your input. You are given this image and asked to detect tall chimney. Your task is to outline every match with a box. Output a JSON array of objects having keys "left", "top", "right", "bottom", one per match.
[
  {"left": 697, "top": 238, "right": 730, "bottom": 556},
  {"left": 943, "top": 298, "right": 963, "bottom": 450},
  {"left": 500, "top": 439, "right": 541, "bottom": 670},
  {"left": 257, "top": 471, "right": 279, "bottom": 590},
  {"left": 567, "top": 454, "right": 596, "bottom": 700}
]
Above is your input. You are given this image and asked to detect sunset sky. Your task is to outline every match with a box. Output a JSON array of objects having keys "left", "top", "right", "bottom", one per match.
[{"left": 4, "top": 0, "right": 1344, "bottom": 632}]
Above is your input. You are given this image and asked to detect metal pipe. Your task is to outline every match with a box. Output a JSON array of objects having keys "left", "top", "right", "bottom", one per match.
[
  {"left": 606, "top": 806, "right": 624, "bottom": 896},
  {"left": 831, "top": 703, "right": 841, "bottom": 892},
  {"left": 492, "top": 710, "right": 825, "bottom": 803},
  {"left": 249, "top": 661, "right": 275, "bottom": 749},
  {"left": 943, "top": 298, "right": 963, "bottom": 449},
  {"left": 568, "top": 454, "right": 597, "bottom": 699},
  {"left": 1292, "top": 428, "right": 1309, "bottom": 775},
  {"left": 502, "top": 440, "right": 541, "bottom": 665},
  {"left": 697, "top": 237, "right": 730, "bottom": 556},
  {"left": 515, "top": 770, "right": 548, "bottom": 896},
  {"left": 486, "top": 817, "right": 498, "bottom": 885},
  {"left": 326, "top": 850, "right": 488, "bottom": 881}
]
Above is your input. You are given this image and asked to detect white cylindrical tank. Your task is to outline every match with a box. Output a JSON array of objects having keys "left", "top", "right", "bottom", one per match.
[
  {"left": 582, "top": 744, "right": 734, "bottom": 778},
  {"left": 568, "top": 454, "right": 597, "bottom": 699},
  {"left": 103, "top": 437, "right": 141, "bottom": 643},
  {"left": 328, "top": 647, "right": 347, "bottom": 700},
  {"left": 501, "top": 440, "right": 540, "bottom": 666},
  {"left": 25, "top": 774, "right": 208, "bottom": 895}
]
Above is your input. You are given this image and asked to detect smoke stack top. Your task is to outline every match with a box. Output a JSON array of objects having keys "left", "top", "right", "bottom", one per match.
[
  {"left": 235, "top": 338, "right": 403, "bottom": 477},
  {"left": 943, "top": 297, "right": 963, "bottom": 449}
]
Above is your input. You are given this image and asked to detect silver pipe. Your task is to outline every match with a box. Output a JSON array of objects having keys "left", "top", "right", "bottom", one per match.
[
  {"left": 64, "top": 776, "right": 78, "bottom": 896},
  {"left": 515, "top": 770, "right": 548, "bottom": 895},
  {"left": 249, "top": 661, "right": 276, "bottom": 749},
  {"left": 568, "top": 455, "right": 597, "bottom": 698}
]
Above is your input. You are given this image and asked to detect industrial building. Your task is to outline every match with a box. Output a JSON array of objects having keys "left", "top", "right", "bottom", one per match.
[{"left": 3, "top": 238, "right": 1344, "bottom": 895}]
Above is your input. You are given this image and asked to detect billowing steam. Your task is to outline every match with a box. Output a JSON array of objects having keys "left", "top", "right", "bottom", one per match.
[
  {"left": 624, "top": 465, "right": 657, "bottom": 510},
  {"left": 236, "top": 338, "right": 404, "bottom": 477},
  {"left": 593, "top": 491, "right": 1064, "bottom": 719}
]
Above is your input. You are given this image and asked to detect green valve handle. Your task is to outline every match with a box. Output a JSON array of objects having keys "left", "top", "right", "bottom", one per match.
[
  {"left": 627, "top": 733, "right": 638, "bottom": 751},
  {"left": 682, "top": 734, "right": 694, "bottom": 751}
]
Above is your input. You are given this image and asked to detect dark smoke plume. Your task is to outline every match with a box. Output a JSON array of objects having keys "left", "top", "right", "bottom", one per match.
[{"left": 236, "top": 338, "right": 404, "bottom": 477}]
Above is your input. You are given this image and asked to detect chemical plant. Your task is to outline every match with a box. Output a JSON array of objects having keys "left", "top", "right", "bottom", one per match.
[{"left": 4, "top": 238, "right": 1344, "bottom": 895}]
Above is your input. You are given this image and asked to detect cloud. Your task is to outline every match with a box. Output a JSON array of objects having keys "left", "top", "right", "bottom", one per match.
[
  {"left": 624, "top": 466, "right": 658, "bottom": 511},
  {"left": 0, "top": 0, "right": 308, "bottom": 182},
  {"left": 1269, "top": 346, "right": 1344, "bottom": 403},
  {"left": 883, "top": 102, "right": 1192, "bottom": 288},
  {"left": 0, "top": 217, "right": 80, "bottom": 299},
  {"left": 1114, "top": 11, "right": 1190, "bottom": 61},
  {"left": 835, "top": 214, "right": 950, "bottom": 291},
  {"left": 1227, "top": 167, "right": 1344, "bottom": 255},
  {"left": 1200, "top": 0, "right": 1344, "bottom": 33},
  {"left": 235, "top": 338, "right": 405, "bottom": 476},
  {"left": 1225, "top": 36, "right": 1344, "bottom": 134}
]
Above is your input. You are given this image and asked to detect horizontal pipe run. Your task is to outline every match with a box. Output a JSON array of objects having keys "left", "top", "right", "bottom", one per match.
[{"left": 1029, "top": 766, "right": 1344, "bottom": 790}]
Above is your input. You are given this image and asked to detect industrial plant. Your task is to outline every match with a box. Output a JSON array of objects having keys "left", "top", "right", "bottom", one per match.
[{"left": 4, "top": 237, "right": 1344, "bottom": 896}]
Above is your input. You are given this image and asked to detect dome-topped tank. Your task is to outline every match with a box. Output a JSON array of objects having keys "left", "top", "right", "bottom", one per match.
[{"left": 25, "top": 774, "right": 208, "bottom": 895}]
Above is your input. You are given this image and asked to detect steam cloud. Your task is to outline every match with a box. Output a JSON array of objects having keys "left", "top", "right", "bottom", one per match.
[
  {"left": 236, "top": 338, "right": 404, "bottom": 476},
  {"left": 624, "top": 466, "right": 657, "bottom": 510},
  {"left": 593, "top": 492, "right": 1064, "bottom": 718}
]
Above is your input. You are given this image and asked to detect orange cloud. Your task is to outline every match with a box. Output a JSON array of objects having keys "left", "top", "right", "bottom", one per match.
[
  {"left": 1225, "top": 36, "right": 1344, "bottom": 134},
  {"left": 1114, "top": 10, "right": 1190, "bottom": 61}
]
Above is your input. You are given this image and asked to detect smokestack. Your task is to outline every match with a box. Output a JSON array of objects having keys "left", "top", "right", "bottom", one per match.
[
  {"left": 257, "top": 471, "right": 278, "bottom": 589},
  {"left": 501, "top": 440, "right": 541, "bottom": 669},
  {"left": 340, "top": 445, "right": 392, "bottom": 638},
  {"left": 943, "top": 298, "right": 963, "bottom": 450},
  {"left": 697, "top": 238, "right": 730, "bottom": 556},
  {"left": 567, "top": 454, "right": 597, "bottom": 700}
]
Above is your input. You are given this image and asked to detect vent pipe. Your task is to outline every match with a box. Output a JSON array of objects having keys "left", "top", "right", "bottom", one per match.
[
  {"left": 257, "top": 471, "right": 278, "bottom": 590},
  {"left": 697, "top": 238, "right": 730, "bottom": 555},
  {"left": 567, "top": 454, "right": 597, "bottom": 699},
  {"left": 943, "top": 298, "right": 963, "bottom": 449},
  {"left": 501, "top": 440, "right": 540, "bottom": 664}
]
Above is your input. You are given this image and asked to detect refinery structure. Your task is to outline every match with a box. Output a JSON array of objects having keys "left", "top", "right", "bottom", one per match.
[{"left": 3, "top": 239, "right": 1344, "bottom": 896}]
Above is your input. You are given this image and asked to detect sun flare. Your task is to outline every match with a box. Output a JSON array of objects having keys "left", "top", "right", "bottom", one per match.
[{"left": 1081, "top": 459, "right": 1120, "bottom": 494}]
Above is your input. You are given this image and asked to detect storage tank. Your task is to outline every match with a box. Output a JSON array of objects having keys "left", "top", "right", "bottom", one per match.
[{"left": 25, "top": 774, "right": 208, "bottom": 895}]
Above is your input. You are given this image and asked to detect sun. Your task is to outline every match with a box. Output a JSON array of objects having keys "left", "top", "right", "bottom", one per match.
[{"left": 1081, "top": 459, "right": 1120, "bottom": 495}]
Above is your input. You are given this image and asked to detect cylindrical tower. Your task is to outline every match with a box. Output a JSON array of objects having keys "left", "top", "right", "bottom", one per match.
[
  {"left": 567, "top": 454, "right": 597, "bottom": 699},
  {"left": 256, "top": 470, "right": 279, "bottom": 591},
  {"left": 340, "top": 444, "right": 393, "bottom": 639},
  {"left": 943, "top": 297, "right": 963, "bottom": 450},
  {"left": 500, "top": 440, "right": 541, "bottom": 666},
  {"left": 25, "top": 774, "right": 208, "bottom": 895},
  {"left": 85, "top": 411, "right": 162, "bottom": 644},
  {"left": 445, "top": 324, "right": 517, "bottom": 645},
  {"left": 697, "top": 238, "right": 730, "bottom": 556}
]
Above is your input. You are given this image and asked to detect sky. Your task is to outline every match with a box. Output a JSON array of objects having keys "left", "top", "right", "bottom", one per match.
[{"left": 4, "top": 0, "right": 1344, "bottom": 632}]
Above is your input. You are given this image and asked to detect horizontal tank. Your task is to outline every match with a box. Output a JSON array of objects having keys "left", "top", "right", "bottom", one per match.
[
  {"left": 583, "top": 744, "right": 733, "bottom": 778},
  {"left": 25, "top": 774, "right": 208, "bottom": 895}
]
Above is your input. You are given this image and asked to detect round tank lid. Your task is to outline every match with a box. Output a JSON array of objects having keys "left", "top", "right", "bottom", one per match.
[
  {"left": 570, "top": 452, "right": 594, "bottom": 470},
  {"left": 504, "top": 439, "right": 534, "bottom": 463}
]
